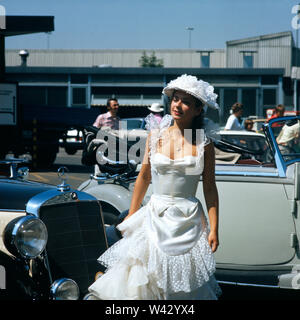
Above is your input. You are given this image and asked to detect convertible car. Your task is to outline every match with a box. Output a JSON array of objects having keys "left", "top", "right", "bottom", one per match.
[
  {"left": 78, "top": 116, "right": 300, "bottom": 296},
  {"left": 0, "top": 159, "right": 107, "bottom": 300}
]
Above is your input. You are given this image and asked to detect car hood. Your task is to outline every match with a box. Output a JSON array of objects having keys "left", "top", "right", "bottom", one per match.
[{"left": 0, "top": 179, "right": 56, "bottom": 210}]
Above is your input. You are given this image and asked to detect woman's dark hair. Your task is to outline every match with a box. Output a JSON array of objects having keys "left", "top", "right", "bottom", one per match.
[
  {"left": 170, "top": 90, "right": 205, "bottom": 144},
  {"left": 191, "top": 99, "right": 205, "bottom": 144}
]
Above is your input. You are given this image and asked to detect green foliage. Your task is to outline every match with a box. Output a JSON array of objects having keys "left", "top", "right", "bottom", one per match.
[{"left": 139, "top": 51, "right": 164, "bottom": 67}]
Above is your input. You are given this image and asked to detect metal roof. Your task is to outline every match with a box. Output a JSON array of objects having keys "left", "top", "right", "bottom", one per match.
[
  {"left": 226, "top": 31, "right": 293, "bottom": 46},
  {"left": 0, "top": 16, "right": 54, "bottom": 37},
  {"left": 6, "top": 66, "right": 285, "bottom": 76}
]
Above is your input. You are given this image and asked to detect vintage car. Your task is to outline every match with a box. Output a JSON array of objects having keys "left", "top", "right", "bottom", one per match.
[
  {"left": 0, "top": 159, "right": 107, "bottom": 300},
  {"left": 78, "top": 116, "right": 300, "bottom": 296},
  {"left": 59, "top": 127, "right": 84, "bottom": 155}
]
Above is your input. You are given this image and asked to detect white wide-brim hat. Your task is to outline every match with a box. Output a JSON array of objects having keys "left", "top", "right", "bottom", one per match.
[
  {"left": 162, "top": 74, "right": 219, "bottom": 110},
  {"left": 148, "top": 102, "right": 164, "bottom": 113}
]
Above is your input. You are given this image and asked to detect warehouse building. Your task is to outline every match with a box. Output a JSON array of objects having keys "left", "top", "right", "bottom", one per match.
[{"left": 5, "top": 30, "right": 299, "bottom": 124}]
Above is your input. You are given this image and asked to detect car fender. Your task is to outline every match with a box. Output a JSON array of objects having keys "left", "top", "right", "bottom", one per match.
[
  {"left": 82, "top": 183, "right": 132, "bottom": 214},
  {"left": 0, "top": 250, "right": 35, "bottom": 299},
  {"left": 0, "top": 211, "right": 26, "bottom": 256}
]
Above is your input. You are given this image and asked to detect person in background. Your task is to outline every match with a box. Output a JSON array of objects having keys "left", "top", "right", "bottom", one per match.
[
  {"left": 148, "top": 102, "right": 164, "bottom": 123},
  {"left": 276, "top": 119, "right": 300, "bottom": 155},
  {"left": 224, "top": 102, "right": 243, "bottom": 130},
  {"left": 93, "top": 98, "right": 120, "bottom": 130},
  {"left": 267, "top": 104, "right": 286, "bottom": 134},
  {"left": 244, "top": 119, "right": 255, "bottom": 132},
  {"left": 268, "top": 104, "right": 285, "bottom": 122}
]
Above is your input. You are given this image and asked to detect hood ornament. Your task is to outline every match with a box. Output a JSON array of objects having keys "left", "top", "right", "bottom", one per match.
[{"left": 57, "top": 166, "right": 70, "bottom": 192}]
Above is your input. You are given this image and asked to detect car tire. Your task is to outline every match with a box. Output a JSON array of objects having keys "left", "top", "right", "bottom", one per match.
[{"left": 65, "top": 147, "right": 77, "bottom": 155}]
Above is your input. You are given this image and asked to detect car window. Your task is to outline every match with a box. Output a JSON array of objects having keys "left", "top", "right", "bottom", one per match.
[
  {"left": 271, "top": 118, "right": 300, "bottom": 163},
  {"left": 121, "top": 119, "right": 143, "bottom": 130},
  {"left": 219, "top": 133, "right": 272, "bottom": 164},
  {"left": 221, "top": 134, "right": 267, "bottom": 152}
]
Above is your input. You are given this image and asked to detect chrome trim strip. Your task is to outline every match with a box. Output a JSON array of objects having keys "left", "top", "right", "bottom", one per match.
[
  {"left": 0, "top": 209, "right": 25, "bottom": 213},
  {"left": 217, "top": 280, "right": 279, "bottom": 289},
  {"left": 26, "top": 188, "right": 98, "bottom": 217},
  {"left": 216, "top": 171, "right": 279, "bottom": 177}
]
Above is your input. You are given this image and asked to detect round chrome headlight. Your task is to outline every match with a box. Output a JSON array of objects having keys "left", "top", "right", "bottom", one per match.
[
  {"left": 50, "top": 278, "right": 80, "bottom": 300},
  {"left": 4, "top": 215, "right": 48, "bottom": 259}
]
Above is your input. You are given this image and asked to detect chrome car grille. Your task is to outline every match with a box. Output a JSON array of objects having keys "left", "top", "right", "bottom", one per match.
[{"left": 39, "top": 201, "right": 107, "bottom": 296}]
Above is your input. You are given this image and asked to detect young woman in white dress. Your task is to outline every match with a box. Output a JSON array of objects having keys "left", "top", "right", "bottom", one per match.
[{"left": 88, "top": 74, "right": 221, "bottom": 300}]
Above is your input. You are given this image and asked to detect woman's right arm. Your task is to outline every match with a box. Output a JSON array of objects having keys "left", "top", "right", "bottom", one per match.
[{"left": 124, "top": 134, "right": 152, "bottom": 220}]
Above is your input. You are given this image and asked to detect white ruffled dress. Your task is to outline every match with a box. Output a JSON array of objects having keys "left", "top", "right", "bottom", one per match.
[{"left": 88, "top": 115, "right": 221, "bottom": 300}]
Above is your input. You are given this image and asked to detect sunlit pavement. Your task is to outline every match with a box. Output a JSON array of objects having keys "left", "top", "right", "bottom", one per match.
[{"left": 28, "top": 148, "right": 93, "bottom": 189}]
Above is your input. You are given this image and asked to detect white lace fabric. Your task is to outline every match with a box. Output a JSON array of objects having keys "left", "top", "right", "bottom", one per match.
[
  {"left": 88, "top": 113, "right": 221, "bottom": 300},
  {"left": 91, "top": 203, "right": 220, "bottom": 300},
  {"left": 145, "top": 113, "right": 208, "bottom": 170}
]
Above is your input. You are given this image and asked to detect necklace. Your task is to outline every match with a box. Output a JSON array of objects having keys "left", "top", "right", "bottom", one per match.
[
  {"left": 176, "top": 144, "right": 182, "bottom": 152},
  {"left": 175, "top": 138, "right": 184, "bottom": 152}
]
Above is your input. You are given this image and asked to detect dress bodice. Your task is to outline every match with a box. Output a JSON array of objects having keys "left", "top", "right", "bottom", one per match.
[
  {"left": 151, "top": 153, "right": 203, "bottom": 198},
  {"left": 146, "top": 112, "right": 207, "bottom": 199}
]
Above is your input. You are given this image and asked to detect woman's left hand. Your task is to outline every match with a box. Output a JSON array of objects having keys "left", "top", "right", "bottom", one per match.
[{"left": 208, "top": 231, "right": 219, "bottom": 253}]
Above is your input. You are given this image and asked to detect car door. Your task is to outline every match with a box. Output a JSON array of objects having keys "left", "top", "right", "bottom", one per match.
[{"left": 196, "top": 172, "right": 296, "bottom": 266}]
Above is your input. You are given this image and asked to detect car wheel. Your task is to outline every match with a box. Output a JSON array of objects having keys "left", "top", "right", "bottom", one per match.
[{"left": 65, "top": 147, "right": 77, "bottom": 155}]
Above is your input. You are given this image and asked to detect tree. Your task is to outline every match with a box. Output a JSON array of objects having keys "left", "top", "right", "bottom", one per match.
[{"left": 139, "top": 51, "right": 163, "bottom": 67}]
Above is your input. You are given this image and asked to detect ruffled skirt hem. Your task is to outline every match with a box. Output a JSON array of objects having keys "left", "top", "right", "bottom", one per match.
[{"left": 88, "top": 200, "right": 221, "bottom": 300}]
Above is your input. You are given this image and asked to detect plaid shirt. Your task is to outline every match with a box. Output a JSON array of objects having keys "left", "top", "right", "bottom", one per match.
[{"left": 93, "top": 111, "right": 120, "bottom": 130}]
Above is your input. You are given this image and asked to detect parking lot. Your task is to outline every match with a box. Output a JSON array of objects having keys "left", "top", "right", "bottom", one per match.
[
  {"left": 28, "top": 148, "right": 93, "bottom": 188},
  {"left": 25, "top": 148, "right": 300, "bottom": 300}
]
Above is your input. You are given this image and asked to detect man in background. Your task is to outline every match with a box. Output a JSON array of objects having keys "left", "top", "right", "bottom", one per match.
[{"left": 93, "top": 98, "right": 120, "bottom": 130}]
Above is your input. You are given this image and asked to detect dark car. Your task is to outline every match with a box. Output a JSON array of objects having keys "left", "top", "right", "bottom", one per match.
[
  {"left": 59, "top": 127, "right": 84, "bottom": 155},
  {"left": 0, "top": 159, "right": 107, "bottom": 300}
]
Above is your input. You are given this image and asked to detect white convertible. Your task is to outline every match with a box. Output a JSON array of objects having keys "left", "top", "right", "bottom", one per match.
[{"left": 78, "top": 116, "right": 300, "bottom": 296}]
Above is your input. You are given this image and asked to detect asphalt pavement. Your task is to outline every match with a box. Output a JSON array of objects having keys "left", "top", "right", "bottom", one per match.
[
  {"left": 26, "top": 148, "right": 300, "bottom": 301},
  {"left": 28, "top": 148, "right": 93, "bottom": 189}
]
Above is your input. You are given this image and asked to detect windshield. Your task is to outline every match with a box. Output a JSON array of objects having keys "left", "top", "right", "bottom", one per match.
[
  {"left": 221, "top": 134, "right": 267, "bottom": 152},
  {"left": 120, "top": 119, "right": 144, "bottom": 130},
  {"left": 270, "top": 117, "right": 300, "bottom": 163},
  {"left": 217, "top": 132, "right": 272, "bottom": 163}
]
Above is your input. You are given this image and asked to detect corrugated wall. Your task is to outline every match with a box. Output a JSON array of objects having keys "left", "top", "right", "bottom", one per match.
[
  {"left": 226, "top": 32, "right": 293, "bottom": 76},
  {"left": 5, "top": 48, "right": 226, "bottom": 68},
  {"left": 5, "top": 32, "right": 294, "bottom": 76}
]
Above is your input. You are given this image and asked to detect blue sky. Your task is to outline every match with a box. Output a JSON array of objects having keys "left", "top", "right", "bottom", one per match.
[{"left": 2, "top": 0, "right": 300, "bottom": 49}]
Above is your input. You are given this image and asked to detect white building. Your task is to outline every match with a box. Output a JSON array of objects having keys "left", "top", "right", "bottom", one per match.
[{"left": 5, "top": 31, "right": 299, "bottom": 123}]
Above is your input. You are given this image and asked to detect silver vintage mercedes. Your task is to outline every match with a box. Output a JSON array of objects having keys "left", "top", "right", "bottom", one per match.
[{"left": 79, "top": 116, "right": 300, "bottom": 296}]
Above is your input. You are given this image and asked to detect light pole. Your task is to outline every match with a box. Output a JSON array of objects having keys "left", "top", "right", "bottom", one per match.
[
  {"left": 296, "top": 4, "right": 300, "bottom": 66},
  {"left": 294, "top": 3, "right": 300, "bottom": 111},
  {"left": 46, "top": 32, "right": 52, "bottom": 49},
  {"left": 186, "top": 27, "right": 194, "bottom": 49}
]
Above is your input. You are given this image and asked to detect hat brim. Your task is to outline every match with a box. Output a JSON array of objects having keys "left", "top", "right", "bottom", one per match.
[
  {"left": 163, "top": 87, "right": 206, "bottom": 106},
  {"left": 163, "top": 87, "right": 219, "bottom": 110}
]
